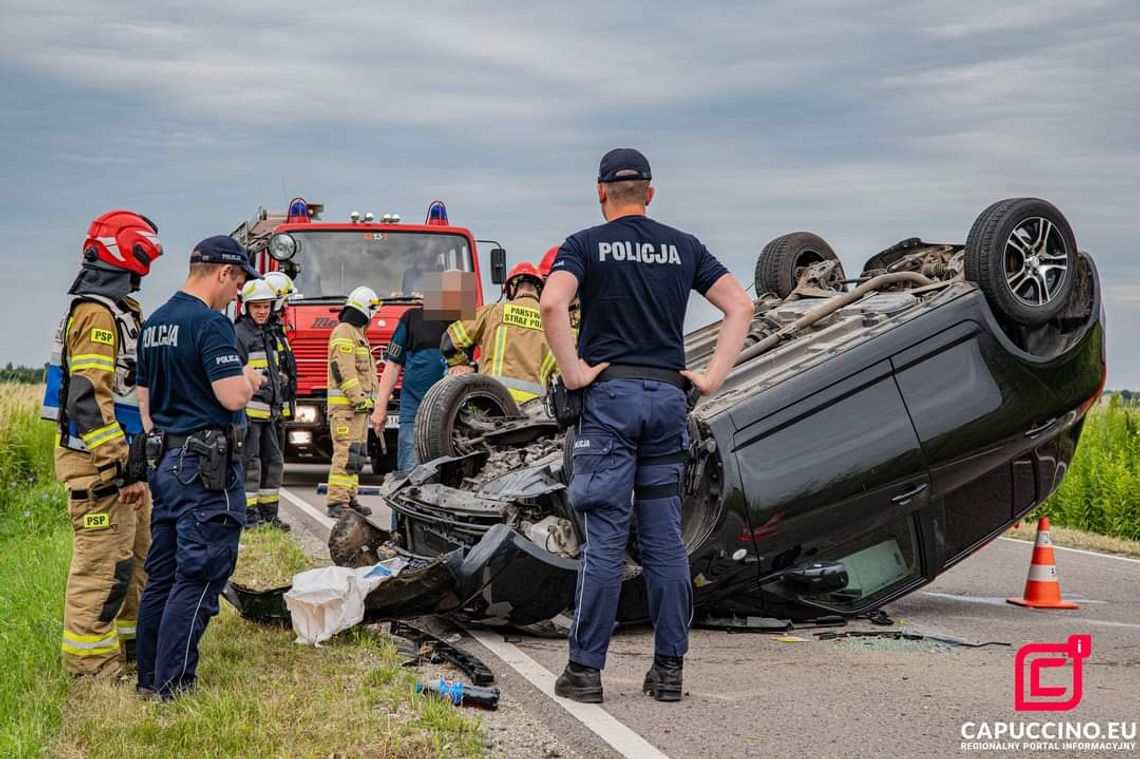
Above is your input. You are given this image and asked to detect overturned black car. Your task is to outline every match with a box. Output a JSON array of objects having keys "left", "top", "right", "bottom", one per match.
[{"left": 330, "top": 197, "right": 1105, "bottom": 627}]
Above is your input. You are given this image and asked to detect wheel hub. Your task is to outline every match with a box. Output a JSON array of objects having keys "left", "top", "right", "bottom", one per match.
[{"left": 1004, "top": 217, "right": 1067, "bottom": 308}]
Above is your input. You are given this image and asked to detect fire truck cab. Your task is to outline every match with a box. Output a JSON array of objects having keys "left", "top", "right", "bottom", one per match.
[{"left": 232, "top": 197, "right": 505, "bottom": 474}]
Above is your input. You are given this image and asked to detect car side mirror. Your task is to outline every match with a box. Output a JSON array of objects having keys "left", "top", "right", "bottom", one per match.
[
  {"left": 490, "top": 248, "right": 507, "bottom": 285},
  {"left": 770, "top": 561, "right": 848, "bottom": 596}
]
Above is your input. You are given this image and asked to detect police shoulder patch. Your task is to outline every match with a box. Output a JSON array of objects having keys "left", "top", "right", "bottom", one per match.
[{"left": 90, "top": 328, "right": 115, "bottom": 346}]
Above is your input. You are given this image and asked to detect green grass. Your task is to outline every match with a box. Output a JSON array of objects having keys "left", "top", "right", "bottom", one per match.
[
  {"left": 1, "top": 384, "right": 486, "bottom": 758},
  {"left": 0, "top": 385, "right": 72, "bottom": 758},
  {"left": 230, "top": 525, "right": 324, "bottom": 588},
  {"left": 1041, "top": 395, "right": 1140, "bottom": 541},
  {"left": 49, "top": 618, "right": 487, "bottom": 759}
]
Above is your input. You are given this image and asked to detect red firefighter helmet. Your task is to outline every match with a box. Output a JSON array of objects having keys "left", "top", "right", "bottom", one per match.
[
  {"left": 83, "top": 210, "right": 162, "bottom": 276},
  {"left": 538, "top": 245, "right": 560, "bottom": 279},
  {"left": 504, "top": 261, "right": 544, "bottom": 299}
]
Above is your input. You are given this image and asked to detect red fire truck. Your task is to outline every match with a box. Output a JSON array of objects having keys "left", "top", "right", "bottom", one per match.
[{"left": 231, "top": 197, "right": 506, "bottom": 474}]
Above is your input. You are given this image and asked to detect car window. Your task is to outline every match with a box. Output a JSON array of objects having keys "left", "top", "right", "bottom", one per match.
[{"left": 813, "top": 517, "right": 920, "bottom": 609}]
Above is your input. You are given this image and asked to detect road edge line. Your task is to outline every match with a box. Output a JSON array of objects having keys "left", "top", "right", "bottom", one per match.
[
  {"left": 280, "top": 483, "right": 669, "bottom": 757},
  {"left": 279, "top": 486, "right": 334, "bottom": 536},
  {"left": 997, "top": 536, "right": 1140, "bottom": 564},
  {"left": 466, "top": 628, "right": 671, "bottom": 759}
]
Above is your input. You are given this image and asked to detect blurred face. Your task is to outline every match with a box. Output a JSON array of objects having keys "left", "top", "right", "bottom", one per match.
[
  {"left": 423, "top": 270, "right": 476, "bottom": 321},
  {"left": 247, "top": 301, "right": 272, "bottom": 324}
]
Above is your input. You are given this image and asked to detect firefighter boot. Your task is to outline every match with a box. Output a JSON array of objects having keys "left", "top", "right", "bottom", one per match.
[
  {"left": 554, "top": 661, "right": 603, "bottom": 703},
  {"left": 245, "top": 492, "right": 263, "bottom": 527},
  {"left": 258, "top": 498, "right": 291, "bottom": 531},
  {"left": 642, "top": 655, "right": 684, "bottom": 702},
  {"left": 348, "top": 497, "right": 373, "bottom": 517}
]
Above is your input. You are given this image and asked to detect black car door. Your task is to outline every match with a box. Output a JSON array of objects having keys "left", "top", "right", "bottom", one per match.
[
  {"left": 728, "top": 359, "right": 931, "bottom": 615},
  {"left": 892, "top": 319, "right": 1053, "bottom": 568}
]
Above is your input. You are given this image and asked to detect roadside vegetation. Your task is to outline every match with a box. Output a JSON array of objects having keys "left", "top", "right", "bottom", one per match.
[
  {"left": 0, "top": 383, "right": 70, "bottom": 758},
  {"left": 0, "top": 384, "right": 485, "bottom": 758},
  {"left": 1039, "top": 394, "right": 1140, "bottom": 542}
]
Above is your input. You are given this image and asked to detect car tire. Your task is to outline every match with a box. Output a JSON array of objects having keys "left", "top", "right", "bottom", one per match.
[
  {"left": 964, "top": 198, "right": 1077, "bottom": 326},
  {"left": 328, "top": 511, "right": 386, "bottom": 568},
  {"left": 755, "top": 232, "right": 844, "bottom": 298},
  {"left": 562, "top": 426, "right": 575, "bottom": 484},
  {"left": 414, "top": 374, "right": 521, "bottom": 462}
]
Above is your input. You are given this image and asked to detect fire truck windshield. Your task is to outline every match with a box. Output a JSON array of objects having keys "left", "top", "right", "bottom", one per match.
[{"left": 286, "top": 230, "right": 473, "bottom": 300}]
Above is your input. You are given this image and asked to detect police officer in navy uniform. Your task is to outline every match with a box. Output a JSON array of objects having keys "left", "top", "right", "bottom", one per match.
[
  {"left": 541, "top": 148, "right": 753, "bottom": 703},
  {"left": 134, "top": 236, "right": 265, "bottom": 699}
]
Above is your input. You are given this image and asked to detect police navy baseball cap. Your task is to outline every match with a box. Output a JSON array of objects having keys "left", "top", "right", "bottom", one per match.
[
  {"left": 598, "top": 147, "right": 652, "bottom": 183},
  {"left": 190, "top": 235, "right": 261, "bottom": 279}
]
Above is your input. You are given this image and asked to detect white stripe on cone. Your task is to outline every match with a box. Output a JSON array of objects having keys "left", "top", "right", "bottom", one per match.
[{"left": 1027, "top": 564, "right": 1059, "bottom": 582}]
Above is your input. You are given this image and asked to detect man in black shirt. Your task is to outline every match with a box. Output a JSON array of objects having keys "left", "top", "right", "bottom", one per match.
[
  {"left": 135, "top": 236, "right": 265, "bottom": 699},
  {"left": 541, "top": 148, "right": 752, "bottom": 703}
]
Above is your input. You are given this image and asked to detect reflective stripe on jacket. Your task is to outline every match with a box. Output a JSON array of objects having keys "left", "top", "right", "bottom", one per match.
[
  {"left": 327, "top": 321, "right": 376, "bottom": 407},
  {"left": 234, "top": 315, "right": 282, "bottom": 418},
  {"left": 46, "top": 297, "right": 143, "bottom": 475},
  {"left": 442, "top": 293, "right": 554, "bottom": 401}
]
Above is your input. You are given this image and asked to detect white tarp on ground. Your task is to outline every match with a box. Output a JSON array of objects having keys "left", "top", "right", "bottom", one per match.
[{"left": 285, "top": 558, "right": 408, "bottom": 645}]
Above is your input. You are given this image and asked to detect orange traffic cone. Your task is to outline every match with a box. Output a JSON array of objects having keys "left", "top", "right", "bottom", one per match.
[{"left": 1007, "top": 517, "right": 1078, "bottom": 609}]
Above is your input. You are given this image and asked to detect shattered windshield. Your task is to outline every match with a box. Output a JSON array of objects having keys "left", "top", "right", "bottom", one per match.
[{"left": 287, "top": 231, "right": 473, "bottom": 300}]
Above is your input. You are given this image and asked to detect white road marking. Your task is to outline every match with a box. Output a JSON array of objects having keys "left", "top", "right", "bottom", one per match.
[
  {"left": 279, "top": 486, "right": 334, "bottom": 529},
  {"left": 466, "top": 628, "right": 672, "bottom": 759},
  {"left": 919, "top": 591, "right": 1140, "bottom": 630},
  {"left": 920, "top": 591, "right": 1105, "bottom": 606},
  {"left": 998, "top": 537, "right": 1140, "bottom": 565}
]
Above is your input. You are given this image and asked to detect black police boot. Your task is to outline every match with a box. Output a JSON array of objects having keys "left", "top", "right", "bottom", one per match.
[
  {"left": 554, "top": 661, "right": 603, "bottom": 703},
  {"left": 259, "top": 505, "right": 292, "bottom": 532},
  {"left": 642, "top": 655, "right": 683, "bottom": 702},
  {"left": 327, "top": 503, "right": 348, "bottom": 519},
  {"left": 348, "top": 498, "right": 373, "bottom": 516}
]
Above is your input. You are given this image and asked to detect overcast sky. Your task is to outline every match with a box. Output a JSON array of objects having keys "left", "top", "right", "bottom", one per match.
[{"left": 2, "top": 1, "right": 1138, "bottom": 384}]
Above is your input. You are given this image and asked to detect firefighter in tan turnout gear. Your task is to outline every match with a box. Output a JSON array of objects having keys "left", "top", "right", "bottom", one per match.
[
  {"left": 441, "top": 261, "right": 556, "bottom": 402},
  {"left": 326, "top": 286, "right": 380, "bottom": 518},
  {"left": 43, "top": 210, "right": 163, "bottom": 676}
]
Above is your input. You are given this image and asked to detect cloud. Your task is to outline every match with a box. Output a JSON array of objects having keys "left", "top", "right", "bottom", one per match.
[{"left": 1, "top": 0, "right": 1138, "bottom": 384}]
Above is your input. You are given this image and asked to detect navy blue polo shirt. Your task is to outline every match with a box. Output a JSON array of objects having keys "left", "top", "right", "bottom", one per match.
[
  {"left": 385, "top": 308, "right": 448, "bottom": 424},
  {"left": 553, "top": 215, "right": 728, "bottom": 370},
  {"left": 137, "top": 291, "right": 246, "bottom": 435}
]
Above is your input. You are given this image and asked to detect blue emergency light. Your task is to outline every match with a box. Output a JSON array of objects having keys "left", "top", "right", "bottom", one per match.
[
  {"left": 287, "top": 197, "right": 310, "bottom": 223},
  {"left": 426, "top": 200, "right": 448, "bottom": 226}
]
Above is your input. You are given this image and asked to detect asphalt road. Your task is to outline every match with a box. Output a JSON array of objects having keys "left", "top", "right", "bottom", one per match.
[{"left": 281, "top": 464, "right": 1139, "bottom": 759}]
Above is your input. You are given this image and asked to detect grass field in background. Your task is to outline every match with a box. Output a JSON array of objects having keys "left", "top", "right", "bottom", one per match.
[
  {"left": 1040, "top": 396, "right": 1140, "bottom": 541},
  {"left": 0, "top": 384, "right": 71, "bottom": 758}
]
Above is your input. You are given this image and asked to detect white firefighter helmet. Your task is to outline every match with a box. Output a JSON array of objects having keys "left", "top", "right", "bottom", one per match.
[
  {"left": 240, "top": 278, "right": 278, "bottom": 304},
  {"left": 345, "top": 286, "right": 381, "bottom": 318},
  {"left": 264, "top": 270, "right": 295, "bottom": 311}
]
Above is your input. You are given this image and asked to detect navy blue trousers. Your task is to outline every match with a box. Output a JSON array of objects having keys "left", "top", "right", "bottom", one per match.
[
  {"left": 136, "top": 448, "right": 244, "bottom": 697},
  {"left": 568, "top": 379, "right": 692, "bottom": 670}
]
